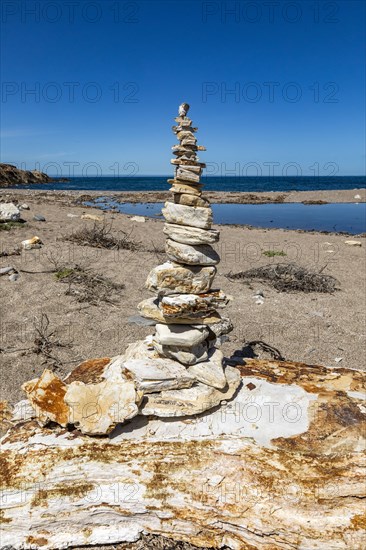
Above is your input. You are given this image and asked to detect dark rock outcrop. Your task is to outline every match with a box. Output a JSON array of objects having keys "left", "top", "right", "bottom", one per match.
[{"left": 0, "top": 163, "right": 55, "bottom": 187}]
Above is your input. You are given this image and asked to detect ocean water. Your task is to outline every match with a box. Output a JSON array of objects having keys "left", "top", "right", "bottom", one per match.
[
  {"left": 85, "top": 199, "right": 366, "bottom": 234},
  {"left": 13, "top": 175, "right": 366, "bottom": 192}
]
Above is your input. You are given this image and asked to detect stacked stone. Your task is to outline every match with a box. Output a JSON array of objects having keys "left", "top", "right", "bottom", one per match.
[{"left": 138, "top": 103, "right": 234, "bottom": 392}]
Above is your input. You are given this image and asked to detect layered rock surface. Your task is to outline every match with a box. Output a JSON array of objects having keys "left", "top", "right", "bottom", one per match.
[{"left": 1, "top": 359, "right": 365, "bottom": 549}]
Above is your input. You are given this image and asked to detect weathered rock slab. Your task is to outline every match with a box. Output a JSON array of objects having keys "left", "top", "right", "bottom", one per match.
[
  {"left": 162, "top": 202, "right": 213, "bottom": 229},
  {"left": 1, "top": 359, "right": 365, "bottom": 549},
  {"left": 164, "top": 223, "right": 219, "bottom": 245},
  {"left": 146, "top": 261, "right": 216, "bottom": 294},
  {"left": 166, "top": 239, "right": 220, "bottom": 265}
]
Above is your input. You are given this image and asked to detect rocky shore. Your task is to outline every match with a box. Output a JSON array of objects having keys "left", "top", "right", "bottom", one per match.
[{"left": 0, "top": 163, "right": 68, "bottom": 187}]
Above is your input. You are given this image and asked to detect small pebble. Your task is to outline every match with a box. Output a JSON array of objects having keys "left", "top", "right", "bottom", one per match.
[
  {"left": 334, "top": 357, "right": 343, "bottom": 363},
  {"left": 0, "top": 266, "right": 14, "bottom": 275},
  {"left": 20, "top": 203, "right": 30, "bottom": 210},
  {"left": 344, "top": 240, "right": 362, "bottom": 247},
  {"left": 67, "top": 213, "right": 79, "bottom": 218},
  {"left": 9, "top": 273, "right": 19, "bottom": 282},
  {"left": 33, "top": 214, "right": 46, "bottom": 222}
]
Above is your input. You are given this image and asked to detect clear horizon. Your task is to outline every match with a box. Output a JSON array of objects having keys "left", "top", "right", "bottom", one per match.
[{"left": 1, "top": 0, "right": 365, "bottom": 177}]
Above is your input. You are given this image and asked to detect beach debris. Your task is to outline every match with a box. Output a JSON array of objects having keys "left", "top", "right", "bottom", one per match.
[
  {"left": 344, "top": 240, "right": 362, "bottom": 246},
  {"left": 227, "top": 263, "right": 339, "bottom": 293},
  {"left": 8, "top": 273, "right": 19, "bottom": 282},
  {"left": 335, "top": 357, "right": 343, "bottom": 363},
  {"left": 0, "top": 266, "right": 15, "bottom": 275},
  {"left": 21, "top": 236, "right": 43, "bottom": 249},
  {"left": 130, "top": 215, "right": 146, "bottom": 222},
  {"left": 65, "top": 221, "right": 141, "bottom": 250},
  {"left": 0, "top": 202, "right": 20, "bottom": 222},
  {"left": 33, "top": 214, "right": 46, "bottom": 222},
  {"left": 67, "top": 213, "right": 79, "bottom": 218},
  {"left": 81, "top": 213, "right": 104, "bottom": 222}
]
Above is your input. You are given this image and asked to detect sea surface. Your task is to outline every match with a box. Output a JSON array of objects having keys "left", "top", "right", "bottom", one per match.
[
  {"left": 13, "top": 175, "right": 366, "bottom": 192},
  {"left": 85, "top": 199, "right": 366, "bottom": 234}
]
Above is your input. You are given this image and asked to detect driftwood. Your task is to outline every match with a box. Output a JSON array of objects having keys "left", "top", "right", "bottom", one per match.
[{"left": 1, "top": 358, "right": 365, "bottom": 549}]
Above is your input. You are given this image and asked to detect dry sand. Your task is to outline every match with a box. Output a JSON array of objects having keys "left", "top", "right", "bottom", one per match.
[
  {"left": 1, "top": 190, "right": 365, "bottom": 410},
  {"left": 1, "top": 189, "right": 365, "bottom": 550}
]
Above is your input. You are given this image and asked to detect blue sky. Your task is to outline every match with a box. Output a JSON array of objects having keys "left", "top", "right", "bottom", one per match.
[{"left": 0, "top": 0, "right": 365, "bottom": 176}]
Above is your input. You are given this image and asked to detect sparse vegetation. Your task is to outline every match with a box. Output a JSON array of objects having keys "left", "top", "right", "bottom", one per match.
[
  {"left": 262, "top": 250, "right": 287, "bottom": 257},
  {"left": 56, "top": 265, "right": 125, "bottom": 305},
  {"left": 226, "top": 263, "right": 339, "bottom": 293},
  {"left": 33, "top": 313, "right": 70, "bottom": 370},
  {"left": 0, "top": 221, "right": 24, "bottom": 231},
  {"left": 64, "top": 221, "right": 141, "bottom": 251}
]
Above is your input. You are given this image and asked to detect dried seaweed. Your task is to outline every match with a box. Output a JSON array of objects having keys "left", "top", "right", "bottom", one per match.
[{"left": 226, "top": 263, "right": 339, "bottom": 293}]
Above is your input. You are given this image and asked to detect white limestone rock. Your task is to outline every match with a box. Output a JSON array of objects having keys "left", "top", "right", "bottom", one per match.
[
  {"left": 21, "top": 236, "right": 42, "bottom": 249},
  {"left": 187, "top": 348, "right": 227, "bottom": 389},
  {"left": 146, "top": 261, "right": 216, "bottom": 294},
  {"left": 152, "top": 340, "right": 208, "bottom": 366},
  {"left": 0, "top": 202, "right": 21, "bottom": 221},
  {"left": 64, "top": 359, "right": 139, "bottom": 435},
  {"left": 163, "top": 223, "right": 219, "bottom": 245},
  {"left": 140, "top": 365, "right": 241, "bottom": 417},
  {"left": 176, "top": 168, "right": 201, "bottom": 183},
  {"left": 154, "top": 323, "right": 209, "bottom": 347},
  {"left": 162, "top": 202, "right": 212, "bottom": 229},
  {"left": 170, "top": 181, "right": 203, "bottom": 196},
  {"left": 122, "top": 356, "right": 195, "bottom": 393},
  {"left": 166, "top": 239, "right": 220, "bottom": 265},
  {"left": 173, "top": 193, "right": 210, "bottom": 208}
]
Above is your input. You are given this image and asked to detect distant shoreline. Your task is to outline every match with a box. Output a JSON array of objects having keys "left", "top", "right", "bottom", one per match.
[{"left": 2, "top": 188, "right": 365, "bottom": 205}]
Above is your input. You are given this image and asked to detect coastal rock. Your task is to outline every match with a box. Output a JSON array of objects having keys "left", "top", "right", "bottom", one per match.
[
  {"left": 140, "top": 365, "right": 241, "bottom": 417},
  {"left": 122, "top": 356, "right": 195, "bottom": 393},
  {"left": 154, "top": 323, "right": 209, "bottom": 347},
  {"left": 163, "top": 223, "right": 219, "bottom": 245},
  {"left": 21, "top": 236, "right": 42, "bottom": 249},
  {"left": 146, "top": 261, "right": 216, "bottom": 294},
  {"left": 22, "top": 369, "right": 70, "bottom": 427},
  {"left": 152, "top": 340, "right": 208, "bottom": 366},
  {"left": 165, "top": 239, "right": 220, "bottom": 265},
  {"left": 0, "top": 163, "right": 53, "bottom": 187},
  {"left": 344, "top": 240, "right": 362, "bottom": 246},
  {"left": 160, "top": 290, "right": 229, "bottom": 319},
  {"left": 1, "top": 359, "right": 365, "bottom": 550},
  {"left": 173, "top": 193, "right": 210, "bottom": 208},
  {"left": 169, "top": 181, "right": 203, "bottom": 195},
  {"left": 176, "top": 168, "right": 201, "bottom": 183},
  {"left": 0, "top": 202, "right": 21, "bottom": 222},
  {"left": 138, "top": 297, "right": 221, "bottom": 325},
  {"left": 187, "top": 348, "right": 227, "bottom": 389},
  {"left": 64, "top": 359, "right": 139, "bottom": 435},
  {"left": 162, "top": 202, "right": 212, "bottom": 229}
]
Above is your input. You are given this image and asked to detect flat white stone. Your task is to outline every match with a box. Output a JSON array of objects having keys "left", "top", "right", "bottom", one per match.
[
  {"left": 176, "top": 168, "right": 201, "bottom": 183},
  {"left": 0, "top": 202, "right": 20, "bottom": 221},
  {"left": 122, "top": 357, "right": 195, "bottom": 393},
  {"left": 146, "top": 261, "right": 217, "bottom": 294},
  {"left": 163, "top": 223, "right": 219, "bottom": 245},
  {"left": 140, "top": 365, "right": 241, "bottom": 417},
  {"left": 187, "top": 348, "right": 227, "bottom": 389},
  {"left": 166, "top": 239, "right": 220, "bottom": 265},
  {"left": 64, "top": 360, "right": 139, "bottom": 435},
  {"left": 162, "top": 202, "right": 212, "bottom": 229},
  {"left": 155, "top": 323, "right": 209, "bottom": 347},
  {"left": 152, "top": 340, "right": 208, "bottom": 366}
]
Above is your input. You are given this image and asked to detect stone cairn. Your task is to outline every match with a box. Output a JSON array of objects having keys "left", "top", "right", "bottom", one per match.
[{"left": 21, "top": 103, "right": 241, "bottom": 435}]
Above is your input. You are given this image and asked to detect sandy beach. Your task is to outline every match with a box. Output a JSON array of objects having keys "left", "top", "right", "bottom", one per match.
[{"left": 1, "top": 190, "right": 365, "bottom": 414}]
